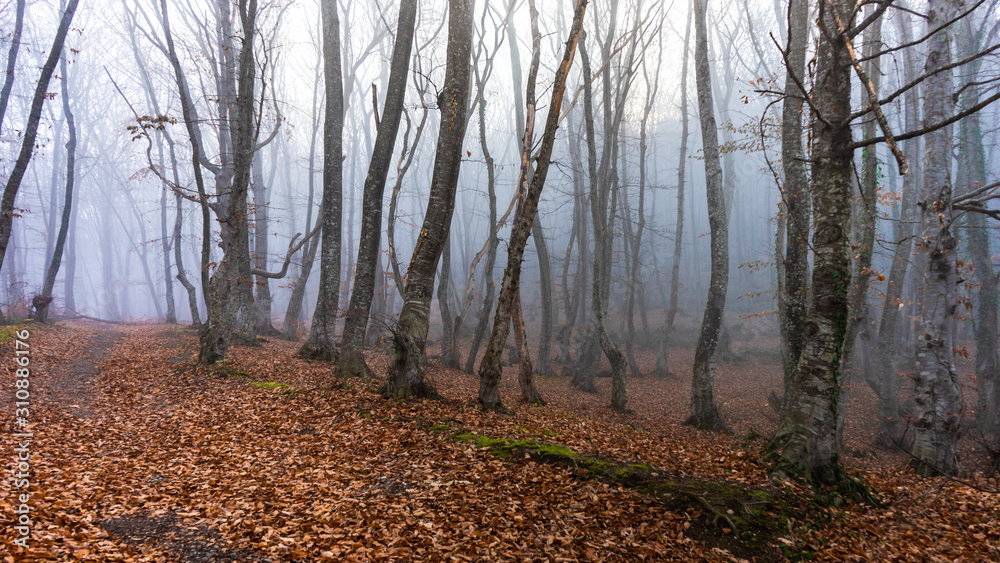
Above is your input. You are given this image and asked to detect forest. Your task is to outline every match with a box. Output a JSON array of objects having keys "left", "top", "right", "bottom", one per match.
[{"left": 1, "top": 0, "right": 1000, "bottom": 560}]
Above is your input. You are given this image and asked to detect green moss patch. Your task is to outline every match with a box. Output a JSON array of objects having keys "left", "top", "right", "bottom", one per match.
[{"left": 453, "top": 430, "right": 793, "bottom": 560}]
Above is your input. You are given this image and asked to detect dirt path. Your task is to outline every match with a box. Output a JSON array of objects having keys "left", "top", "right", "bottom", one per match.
[{"left": 46, "top": 323, "right": 124, "bottom": 417}]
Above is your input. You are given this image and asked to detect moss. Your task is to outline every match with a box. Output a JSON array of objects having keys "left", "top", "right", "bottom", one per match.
[
  {"left": 0, "top": 324, "right": 23, "bottom": 344},
  {"left": 449, "top": 430, "right": 797, "bottom": 561},
  {"left": 250, "top": 381, "right": 289, "bottom": 390},
  {"left": 427, "top": 424, "right": 451, "bottom": 433}
]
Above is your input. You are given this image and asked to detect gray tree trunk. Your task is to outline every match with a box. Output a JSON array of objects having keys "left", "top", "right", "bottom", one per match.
[
  {"left": 301, "top": 0, "right": 346, "bottom": 361},
  {"left": 0, "top": 0, "right": 79, "bottom": 275},
  {"left": 955, "top": 17, "right": 1000, "bottom": 440},
  {"left": 656, "top": 1, "right": 692, "bottom": 378},
  {"left": 776, "top": 0, "right": 810, "bottom": 391},
  {"left": 34, "top": 51, "right": 77, "bottom": 323},
  {"left": 685, "top": 0, "right": 727, "bottom": 431},
  {"left": 910, "top": 0, "right": 962, "bottom": 477},
  {"left": 769, "top": 0, "right": 854, "bottom": 486},
  {"left": 385, "top": 0, "right": 474, "bottom": 399},
  {"left": 872, "top": 10, "right": 923, "bottom": 449},
  {"left": 0, "top": 0, "right": 24, "bottom": 138},
  {"left": 339, "top": 0, "right": 418, "bottom": 375}
]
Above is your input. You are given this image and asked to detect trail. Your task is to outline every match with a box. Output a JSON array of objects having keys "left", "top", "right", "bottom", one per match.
[{"left": 47, "top": 322, "right": 123, "bottom": 417}]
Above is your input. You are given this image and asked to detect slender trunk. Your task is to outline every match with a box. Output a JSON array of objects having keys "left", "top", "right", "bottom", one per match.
[
  {"left": 777, "top": 0, "right": 810, "bottom": 390},
  {"left": 0, "top": 0, "right": 25, "bottom": 138},
  {"left": 0, "top": 0, "right": 79, "bottom": 274},
  {"left": 838, "top": 7, "right": 883, "bottom": 447},
  {"left": 656, "top": 2, "right": 691, "bottom": 378},
  {"left": 685, "top": 0, "right": 727, "bottom": 431},
  {"left": 339, "top": 0, "right": 418, "bottom": 374},
  {"left": 873, "top": 11, "right": 922, "bottom": 448},
  {"left": 301, "top": 0, "right": 345, "bottom": 361},
  {"left": 910, "top": 0, "right": 961, "bottom": 477},
  {"left": 462, "top": 75, "right": 499, "bottom": 373},
  {"left": 159, "top": 138, "right": 177, "bottom": 324},
  {"left": 34, "top": 52, "right": 77, "bottom": 323},
  {"left": 476, "top": 0, "right": 585, "bottom": 408},
  {"left": 438, "top": 235, "right": 458, "bottom": 367},
  {"left": 386, "top": 0, "right": 474, "bottom": 399},
  {"left": 63, "top": 173, "right": 78, "bottom": 314}
]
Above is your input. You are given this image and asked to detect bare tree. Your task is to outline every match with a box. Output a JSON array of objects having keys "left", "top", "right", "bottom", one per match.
[
  {"left": 0, "top": 0, "right": 80, "bottom": 276},
  {"left": 34, "top": 48, "right": 77, "bottom": 323},
  {"left": 910, "top": 0, "right": 962, "bottom": 477},
  {"left": 300, "top": 0, "right": 345, "bottom": 361},
  {"left": 385, "top": 0, "right": 474, "bottom": 399},
  {"left": 477, "top": 0, "right": 587, "bottom": 409},
  {"left": 0, "top": 0, "right": 24, "bottom": 138},
  {"left": 685, "top": 0, "right": 727, "bottom": 431},
  {"left": 338, "top": 0, "right": 418, "bottom": 376}
]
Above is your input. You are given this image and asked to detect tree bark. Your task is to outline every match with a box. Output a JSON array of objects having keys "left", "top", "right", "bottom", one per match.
[
  {"left": 955, "top": 17, "right": 1000, "bottom": 440},
  {"left": 339, "top": 0, "right": 418, "bottom": 375},
  {"left": 685, "top": 0, "right": 727, "bottom": 431},
  {"left": 385, "top": 0, "right": 474, "bottom": 399},
  {"left": 476, "top": 0, "right": 586, "bottom": 408},
  {"left": 910, "top": 0, "right": 961, "bottom": 477},
  {"left": 769, "top": 0, "right": 855, "bottom": 486},
  {"left": 301, "top": 0, "right": 346, "bottom": 361},
  {"left": 777, "top": 0, "right": 811, "bottom": 391}
]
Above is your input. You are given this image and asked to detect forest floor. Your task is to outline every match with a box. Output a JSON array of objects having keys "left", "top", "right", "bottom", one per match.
[{"left": 1, "top": 320, "right": 999, "bottom": 562}]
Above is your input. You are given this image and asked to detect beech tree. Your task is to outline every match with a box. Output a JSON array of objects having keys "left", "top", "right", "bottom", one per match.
[
  {"left": 338, "top": 0, "right": 418, "bottom": 376},
  {"left": 300, "top": 0, "right": 345, "bottom": 361},
  {"left": 685, "top": 0, "right": 728, "bottom": 431},
  {"left": 385, "top": 0, "right": 474, "bottom": 399}
]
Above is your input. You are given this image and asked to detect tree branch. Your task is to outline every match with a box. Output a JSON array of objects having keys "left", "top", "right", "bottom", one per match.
[
  {"left": 848, "top": 89, "right": 1000, "bottom": 150},
  {"left": 250, "top": 220, "right": 322, "bottom": 279}
]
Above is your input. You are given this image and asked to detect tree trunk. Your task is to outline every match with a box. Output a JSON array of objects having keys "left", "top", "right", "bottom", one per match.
[
  {"left": 198, "top": 0, "right": 259, "bottom": 363},
  {"left": 252, "top": 153, "right": 278, "bottom": 336},
  {"left": 339, "top": 0, "right": 418, "bottom": 375},
  {"left": 955, "top": 18, "right": 1000, "bottom": 440},
  {"left": 0, "top": 0, "right": 79, "bottom": 275},
  {"left": 301, "top": 0, "right": 345, "bottom": 361},
  {"left": 461, "top": 79, "right": 497, "bottom": 374},
  {"left": 871, "top": 10, "right": 924, "bottom": 449},
  {"left": 385, "top": 0, "right": 474, "bottom": 399},
  {"left": 159, "top": 140, "right": 177, "bottom": 324},
  {"left": 438, "top": 235, "right": 459, "bottom": 368},
  {"left": 777, "top": 0, "right": 810, "bottom": 391},
  {"left": 910, "top": 0, "right": 961, "bottom": 477},
  {"left": 476, "top": 0, "right": 585, "bottom": 408},
  {"left": 34, "top": 51, "right": 77, "bottom": 324},
  {"left": 0, "top": 0, "right": 24, "bottom": 138},
  {"left": 533, "top": 215, "right": 554, "bottom": 377},
  {"left": 685, "top": 0, "right": 727, "bottom": 431},
  {"left": 656, "top": 2, "right": 692, "bottom": 377},
  {"left": 769, "top": 0, "right": 854, "bottom": 486}
]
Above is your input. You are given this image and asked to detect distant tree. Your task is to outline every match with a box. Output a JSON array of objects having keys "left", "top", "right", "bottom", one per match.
[
  {"left": 34, "top": 48, "right": 77, "bottom": 323},
  {"left": 0, "top": 0, "right": 80, "bottom": 278}
]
